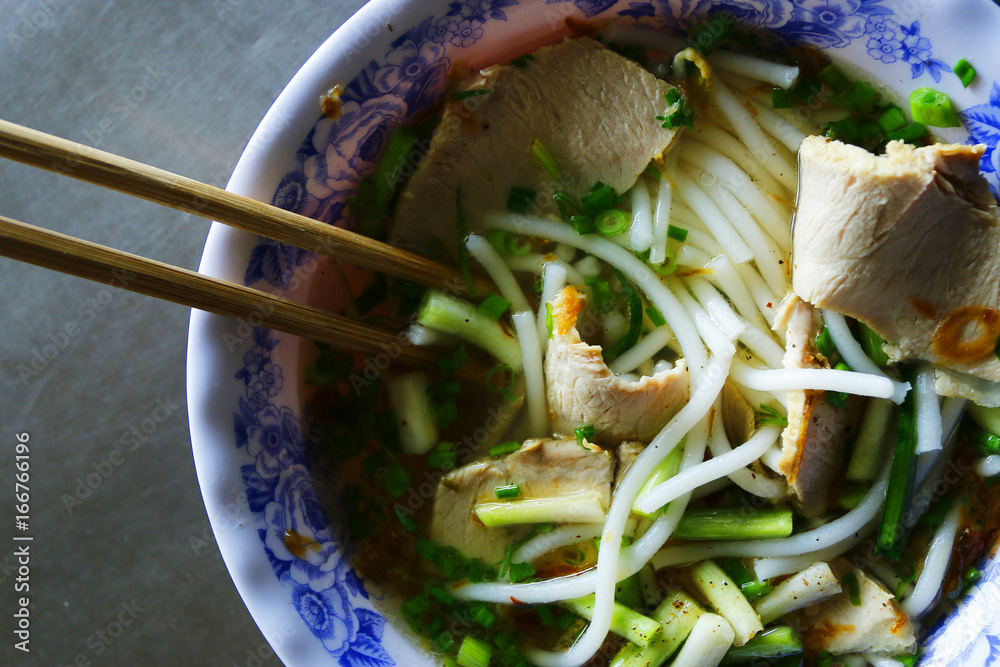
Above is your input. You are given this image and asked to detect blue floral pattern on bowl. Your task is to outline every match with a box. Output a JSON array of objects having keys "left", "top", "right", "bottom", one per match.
[{"left": 227, "top": 0, "right": 1000, "bottom": 664}]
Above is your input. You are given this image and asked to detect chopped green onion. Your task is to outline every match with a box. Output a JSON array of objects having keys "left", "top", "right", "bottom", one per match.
[
  {"left": 585, "top": 276, "right": 614, "bottom": 313},
  {"left": 401, "top": 594, "right": 429, "bottom": 626},
  {"left": 954, "top": 58, "right": 976, "bottom": 88},
  {"left": 633, "top": 445, "right": 683, "bottom": 518},
  {"left": 438, "top": 343, "right": 468, "bottom": 377},
  {"left": 416, "top": 538, "right": 439, "bottom": 561},
  {"left": 970, "top": 423, "right": 1000, "bottom": 455},
  {"left": 560, "top": 594, "right": 662, "bottom": 647},
  {"left": 893, "top": 652, "right": 921, "bottom": 667},
  {"left": 830, "top": 116, "right": 862, "bottom": 145},
  {"left": 474, "top": 490, "right": 607, "bottom": 526},
  {"left": 910, "top": 87, "right": 962, "bottom": 127},
  {"left": 394, "top": 506, "right": 419, "bottom": 533},
  {"left": 646, "top": 305, "right": 666, "bottom": 327},
  {"left": 494, "top": 484, "right": 521, "bottom": 499},
  {"left": 792, "top": 75, "right": 822, "bottom": 104},
  {"left": 306, "top": 348, "right": 353, "bottom": 386},
  {"left": 846, "top": 81, "right": 878, "bottom": 111},
  {"left": 486, "top": 363, "right": 516, "bottom": 400},
  {"left": 819, "top": 64, "right": 851, "bottom": 93},
  {"left": 722, "top": 626, "right": 803, "bottom": 664},
  {"left": 719, "top": 557, "right": 772, "bottom": 602},
  {"left": 535, "top": 605, "right": 557, "bottom": 626},
  {"left": 456, "top": 185, "right": 476, "bottom": 297},
  {"left": 611, "top": 590, "right": 704, "bottom": 667},
  {"left": 452, "top": 88, "right": 490, "bottom": 100},
  {"left": 569, "top": 214, "right": 596, "bottom": 235},
  {"left": 676, "top": 507, "right": 794, "bottom": 540},
  {"left": 843, "top": 571, "right": 862, "bottom": 606},
  {"left": 545, "top": 302, "right": 554, "bottom": 339},
  {"left": 456, "top": 636, "right": 492, "bottom": 667},
  {"left": 886, "top": 121, "right": 927, "bottom": 144},
  {"left": 506, "top": 187, "right": 536, "bottom": 214},
  {"left": 477, "top": 294, "right": 512, "bottom": 320},
  {"left": 552, "top": 191, "right": 583, "bottom": 222},
  {"left": 827, "top": 361, "right": 851, "bottom": 409},
  {"left": 772, "top": 87, "right": 794, "bottom": 109},
  {"left": 575, "top": 424, "right": 596, "bottom": 448},
  {"left": 428, "top": 448, "right": 457, "bottom": 470},
  {"left": 434, "top": 546, "right": 469, "bottom": 580},
  {"left": 961, "top": 567, "right": 983, "bottom": 595},
  {"left": 667, "top": 224, "right": 689, "bottom": 242},
  {"left": 860, "top": 322, "right": 890, "bottom": 366},
  {"left": 878, "top": 106, "right": 907, "bottom": 133},
  {"left": 657, "top": 89, "right": 694, "bottom": 129},
  {"left": 428, "top": 381, "right": 461, "bottom": 397},
  {"left": 688, "top": 560, "right": 763, "bottom": 646},
  {"left": 605, "top": 269, "right": 642, "bottom": 362},
  {"left": 469, "top": 602, "right": 497, "bottom": 628},
  {"left": 756, "top": 404, "right": 788, "bottom": 428},
  {"left": 489, "top": 441, "right": 520, "bottom": 457},
  {"left": 508, "top": 561, "right": 536, "bottom": 582},
  {"left": 876, "top": 366, "right": 919, "bottom": 559},
  {"left": 419, "top": 292, "right": 521, "bottom": 369},
  {"left": 511, "top": 53, "right": 534, "bottom": 68},
  {"left": 355, "top": 125, "right": 419, "bottom": 238},
  {"left": 531, "top": 140, "right": 562, "bottom": 181},
  {"left": 595, "top": 209, "right": 629, "bottom": 236},
  {"left": 582, "top": 182, "right": 617, "bottom": 214},
  {"left": 433, "top": 631, "right": 455, "bottom": 653},
  {"left": 383, "top": 464, "right": 411, "bottom": 498},
  {"left": 816, "top": 325, "right": 836, "bottom": 358}
]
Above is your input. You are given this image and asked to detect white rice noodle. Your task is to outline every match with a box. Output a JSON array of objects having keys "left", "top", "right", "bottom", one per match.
[
  {"left": 709, "top": 80, "right": 797, "bottom": 199},
  {"left": 504, "top": 253, "right": 587, "bottom": 287},
  {"left": 821, "top": 310, "right": 910, "bottom": 405},
  {"left": 669, "top": 613, "right": 735, "bottom": 667},
  {"left": 683, "top": 227, "right": 726, "bottom": 258},
  {"left": 901, "top": 503, "right": 962, "bottom": 619},
  {"left": 404, "top": 324, "right": 458, "bottom": 347},
  {"left": 511, "top": 311, "right": 548, "bottom": 437},
  {"left": 536, "top": 262, "right": 567, "bottom": 345},
  {"left": 521, "top": 353, "right": 732, "bottom": 667},
  {"left": 609, "top": 326, "right": 679, "bottom": 375},
  {"left": 690, "top": 476, "right": 735, "bottom": 500},
  {"left": 650, "top": 172, "right": 673, "bottom": 265},
  {"left": 553, "top": 243, "right": 576, "bottom": 263},
  {"left": 708, "top": 49, "right": 799, "bottom": 89},
  {"left": 705, "top": 255, "right": 766, "bottom": 325},
  {"left": 668, "top": 277, "right": 741, "bottom": 346},
  {"left": 454, "top": 351, "right": 734, "bottom": 610},
  {"left": 653, "top": 459, "right": 890, "bottom": 569},
  {"left": 915, "top": 396, "right": 966, "bottom": 485},
  {"left": 743, "top": 95, "right": 809, "bottom": 153},
  {"left": 675, "top": 167, "right": 754, "bottom": 264},
  {"left": 979, "top": 455, "right": 1000, "bottom": 477},
  {"left": 690, "top": 124, "right": 790, "bottom": 200},
  {"left": 513, "top": 524, "right": 604, "bottom": 564},
  {"left": 684, "top": 276, "right": 746, "bottom": 342},
  {"left": 707, "top": 398, "right": 787, "bottom": 499},
  {"left": 465, "top": 234, "right": 532, "bottom": 313},
  {"left": 729, "top": 360, "right": 904, "bottom": 402},
  {"left": 601, "top": 23, "right": 687, "bottom": 54},
  {"left": 736, "top": 319, "right": 786, "bottom": 370},
  {"left": 670, "top": 201, "right": 708, "bottom": 232},
  {"left": 485, "top": 211, "right": 708, "bottom": 379},
  {"left": 751, "top": 522, "right": 875, "bottom": 581},
  {"left": 636, "top": 423, "right": 782, "bottom": 514},
  {"left": 630, "top": 178, "right": 655, "bottom": 254},
  {"left": 914, "top": 363, "right": 944, "bottom": 454},
  {"left": 760, "top": 443, "right": 784, "bottom": 473},
  {"left": 690, "top": 165, "right": 787, "bottom": 296},
  {"left": 573, "top": 254, "right": 602, "bottom": 279},
  {"left": 732, "top": 260, "right": 779, "bottom": 326},
  {"left": 676, "top": 244, "right": 713, "bottom": 270}
]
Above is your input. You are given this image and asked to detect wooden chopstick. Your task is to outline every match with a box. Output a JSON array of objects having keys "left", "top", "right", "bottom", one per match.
[
  {"left": 0, "top": 214, "right": 489, "bottom": 382},
  {"left": 0, "top": 118, "right": 493, "bottom": 296}
]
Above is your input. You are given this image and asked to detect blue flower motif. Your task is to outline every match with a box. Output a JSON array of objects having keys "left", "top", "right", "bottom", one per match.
[
  {"left": 898, "top": 21, "right": 930, "bottom": 64},
  {"left": 451, "top": 18, "right": 485, "bottom": 47},
  {"left": 292, "top": 582, "right": 358, "bottom": 658},
  {"left": 678, "top": 0, "right": 791, "bottom": 28},
  {"left": 864, "top": 14, "right": 897, "bottom": 38},
  {"left": 245, "top": 405, "right": 305, "bottom": 481},
  {"left": 546, "top": 0, "right": 618, "bottom": 19},
  {"left": 790, "top": 0, "right": 866, "bottom": 41},
  {"left": 961, "top": 82, "right": 1000, "bottom": 198},
  {"left": 428, "top": 16, "right": 457, "bottom": 43},
  {"left": 866, "top": 34, "right": 902, "bottom": 63},
  {"left": 290, "top": 541, "right": 350, "bottom": 593},
  {"left": 264, "top": 464, "right": 333, "bottom": 562},
  {"left": 448, "top": 0, "right": 518, "bottom": 22},
  {"left": 340, "top": 609, "right": 394, "bottom": 667},
  {"left": 244, "top": 237, "right": 316, "bottom": 289},
  {"left": 271, "top": 171, "right": 322, "bottom": 219}
]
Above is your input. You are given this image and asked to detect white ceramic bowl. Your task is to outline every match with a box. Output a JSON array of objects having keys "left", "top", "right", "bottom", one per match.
[{"left": 187, "top": 1, "right": 1000, "bottom": 665}]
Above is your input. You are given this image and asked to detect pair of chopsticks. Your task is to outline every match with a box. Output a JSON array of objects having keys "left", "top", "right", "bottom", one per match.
[{"left": 0, "top": 119, "right": 493, "bottom": 381}]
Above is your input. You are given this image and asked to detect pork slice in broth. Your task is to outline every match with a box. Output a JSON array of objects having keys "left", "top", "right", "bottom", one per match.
[{"left": 390, "top": 37, "right": 684, "bottom": 260}]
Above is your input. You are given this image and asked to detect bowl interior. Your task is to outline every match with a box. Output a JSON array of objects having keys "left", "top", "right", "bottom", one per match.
[{"left": 187, "top": 1, "right": 1000, "bottom": 665}]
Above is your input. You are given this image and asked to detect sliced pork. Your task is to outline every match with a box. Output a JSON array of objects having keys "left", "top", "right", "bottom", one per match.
[
  {"left": 793, "top": 137, "right": 1000, "bottom": 401},
  {"left": 390, "top": 37, "right": 684, "bottom": 259},
  {"left": 546, "top": 285, "right": 689, "bottom": 445},
  {"left": 431, "top": 438, "right": 613, "bottom": 563},
  {"left": 775, "top": 296, "right": 864, "bottom": 516},
  {"left": 795, "top": 562, "right": 916, "bottom": 656}
]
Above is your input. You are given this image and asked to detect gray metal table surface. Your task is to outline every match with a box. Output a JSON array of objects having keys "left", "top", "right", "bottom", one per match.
[{"left": 0, "top": 1, "right": 368, "bottom": 664}]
